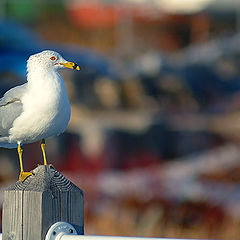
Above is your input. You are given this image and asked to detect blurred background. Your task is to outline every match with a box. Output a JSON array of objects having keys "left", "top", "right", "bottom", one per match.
[{"left": 1, "top": 0, "right": 240, "bottom": 239}]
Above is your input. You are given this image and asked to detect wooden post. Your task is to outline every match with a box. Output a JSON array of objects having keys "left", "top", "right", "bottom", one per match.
[{"left": 2, "top": 165, "right": 84, "bottom": 240}]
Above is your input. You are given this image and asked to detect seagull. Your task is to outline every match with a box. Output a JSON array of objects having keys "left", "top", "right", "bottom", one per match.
[{"left": 0, "top": 50, "right": 80, "bottom": 182}]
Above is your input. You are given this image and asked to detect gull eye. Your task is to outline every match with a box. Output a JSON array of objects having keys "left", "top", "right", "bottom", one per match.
[{"left": 50, "top": 56, "right": 56, "bottom": 61}]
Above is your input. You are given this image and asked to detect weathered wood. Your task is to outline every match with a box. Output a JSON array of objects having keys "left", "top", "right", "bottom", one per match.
[{"left": 2, "top": 165, "right": 84, "bottom": 240}]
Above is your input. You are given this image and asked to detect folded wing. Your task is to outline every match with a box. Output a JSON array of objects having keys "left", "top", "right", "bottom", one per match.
[{"left": 0, "top": 84, "right": 27, "bottom": 136}]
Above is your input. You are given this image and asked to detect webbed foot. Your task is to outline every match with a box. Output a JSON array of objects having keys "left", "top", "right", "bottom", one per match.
[{"left": 19, "top": 171, "right": 33, "bottom": 182}]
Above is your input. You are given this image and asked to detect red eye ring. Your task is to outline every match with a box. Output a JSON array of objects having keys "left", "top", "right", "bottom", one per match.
[{"left": 50, "top": 56, "right": 56, "bottom": 61}]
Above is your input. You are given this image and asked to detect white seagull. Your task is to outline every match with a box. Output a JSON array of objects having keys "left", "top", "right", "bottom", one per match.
[{"left": 0, "top": 50, "right": 80, "bottom": 182}]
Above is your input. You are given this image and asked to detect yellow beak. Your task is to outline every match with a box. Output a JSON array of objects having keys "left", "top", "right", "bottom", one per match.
[{"left": 60, "top": 62, "right": 80, "bottom": 70}]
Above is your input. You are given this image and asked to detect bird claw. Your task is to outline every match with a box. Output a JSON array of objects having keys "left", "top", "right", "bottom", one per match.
[{"left": 19, "top": 171, "right": 33, "bottom": 182}]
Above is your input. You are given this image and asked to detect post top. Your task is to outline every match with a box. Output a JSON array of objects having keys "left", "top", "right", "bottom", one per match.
[{"left": 6, "top": 165, "right": 82, "bottom": 193}]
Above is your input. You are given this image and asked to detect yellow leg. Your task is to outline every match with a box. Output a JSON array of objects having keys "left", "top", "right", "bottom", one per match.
[
  {"left": 41, "top": 139, "right": 47, "bottom": 165},
  {"left": 18, "top": 144, "right": 24, "bottom": 173},
  {"left": 17, "top": 144, "right": 32, "bottom": 182}
]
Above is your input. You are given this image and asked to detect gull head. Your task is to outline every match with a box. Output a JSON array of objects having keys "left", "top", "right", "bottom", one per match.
[{"left": 27, "top": 50, "right": 80, "bottom": 72}]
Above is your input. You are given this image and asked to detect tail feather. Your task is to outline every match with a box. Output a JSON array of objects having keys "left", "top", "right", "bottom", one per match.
[{"left": 0, "top": 137, "right": 17, "bottom": 149}]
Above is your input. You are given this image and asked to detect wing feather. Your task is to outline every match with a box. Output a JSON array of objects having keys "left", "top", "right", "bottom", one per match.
[
  {"left": 0, "top": 83, "right": 27, "bottom": 106},
  {"left": 0, "top": 84, "right": 27, "bottom": 136}
]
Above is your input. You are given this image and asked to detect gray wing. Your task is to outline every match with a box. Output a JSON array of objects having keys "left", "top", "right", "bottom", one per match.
[{"left": 0, "top": 84, "right": 27, "bottom": 136}]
